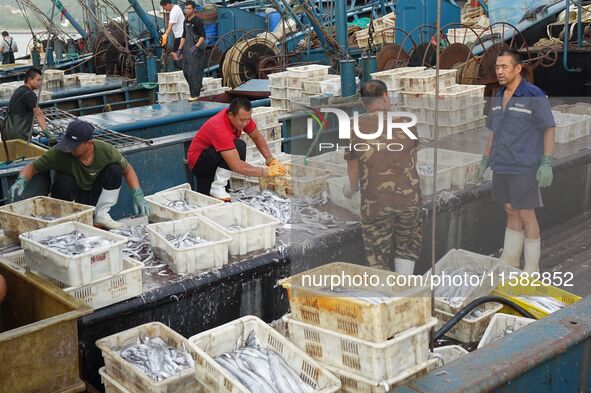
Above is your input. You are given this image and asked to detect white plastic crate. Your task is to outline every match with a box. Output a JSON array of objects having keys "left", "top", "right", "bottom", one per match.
[
  {"left": 425, "top": 249, "right": 502, "bottom": 314},
  {"left": 388, "top": 88, "right": 403, "bottom": 104},
  {"left": 157, "top": 71, "right": 185, "bottom": 83},
  {"left": 477, "top": 314, "right": 536, "bottom": 349},
  {"left": 94, "top": 74, "right": 107, "bottom": 84},
  {"left": 270, "top": 86, "right": 288, "bottom": 98},
  {"left": 307, "top": 150, "right": 347, "bottom": 175},
  {"left": 20, "top": 222, "right": 126, "bottom": 287},
  {"left": 0, "top": 196, "right": 94, "bottom": 240},
  {"left": 241, "top": 124, "right": 281, "bottom": 147},
  {"left": 407, "top": 84, "right": 486, "bottom": 110},
  {"left": 399, "top": 69, "right": 457, "bottom": 93},
  {"left": 303, "top": 79, "right": 323, "bottom": 95},
  {"left": 418, "top": 162, "right": 454, "bottom": 197},
  {"left": 199, "top": 202, "right": 279, "bottom": 256},
  {"left": 200, "top": 87, "right": 230, "bottom": 97},
  {"left": 96, "top": 322, "right": 201, "bottom": 393},
  {"left": 269, "top": 96, "right": 292, "bottom": 110},
  {"left": 145, "top": 188, "right": 224, "bottom": 223},
  {"left": 158, "top": 92, "right": 188, "bottom": 103},
  {"left": 415, "top": 116, "right": 486, "bottom": 140},
  {"left": 370, "top": 67, "right": 426, "bottom": 89},
  {"left": 159, "top": 82, "right": 189, "bottom": 94},
  {"left": 327, "top": 358, "right": 438, "bottom": 393},
  {"left": 434, "top": 302, "right": 502, "bottom": 343},
  {"left": 433, "top": 345, "right": 469, "bottom": 366},
  {"left": 287, "top": 64, "right": 331, "bottom": 78},
  {"left": 411, "top": 101, "right": 485, "bottom": 126},
  {"left": 267, "top": 71, "right": 288, "bottom": 88},
  {"left": 288, "top": 316, "right": 437, "bottom": 380},
  {"left": 285, "top": 73, "right": 328, "bottom": 89},
  {"left": 251, "top": 106, "right": 280, "bottom": 128},
  {"left": 188, "top": 315, "right": 341, "bottom": 393},
  {"left": 202, "top": 77, "right": 222, "bottom": 90},
  {"left": 279, "top": 262, "right": 432, "bottom": 342},
  {"left": 320, "top": 77, "right": 343, "bottom": 96},
  {"left": 553, "top": 111, "right": 589, "bottom": 143},
  {"left": 228, "top": 175, "right": 259, "bottom": 190},
  {"left": 259, "top": 162, "right": 330, "bottom": 197},
  {"left": 285, "top": 87, "right": 304, "bottom": 99},
  {"left": 328, "top": 176, "right": 360, "bottom": 215},
  {"left": 418, "top": 148, "right": 482, "bottom": 188},
  {"left": 100, "top": 367, "right": 130, "bottom": 393},
  {"left": 146, "top": 216, "right": 232, "bottom": 274},
  {"left": 43, "top": 69, "right": 65, "bottom": 81},
  {"left": 246, "top": 138, "right": 282, "bottom": 162}
]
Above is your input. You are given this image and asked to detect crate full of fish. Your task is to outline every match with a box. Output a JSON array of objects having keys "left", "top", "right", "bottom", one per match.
[
  {"left": 259, "top": 163, "right": 331, "bottom": 198},
  {"left": 146, "top": 216, "right": 232, "bottom": 274},
  {"left": 96, "top": 322, "right": 201, "bottom": 393},
  {"left": 145, "top": 188, "right": 224, "bottom": 222},
  {"left": 399, "top": 69, "right": 458, "bottom": 93},
  {"left": 279, "top": 262, "right": 431, "bottom": 342},
  {"left": 200, "top": 202, "right": 280, "bottom": 256},
  {"left": 306, "top": 150, "right": 347, "bottom": 175},
  {"left": 426, "top": 249, "right": 502, "bottom": 314},
  {"left": 20, "top": 221, "right": 127, "bottom": 287},
  {"left": 477, "top": 314, "right": 536, "bottom": 349},
  {"left": 287, "top": 314, "right": 437, "bottom": 381},
  {"left": 326, "top": 356, "right": 439, "bottom": 393},
  {"left": 188, "top": 315, "right": 342, "bottom": 393},
  {"left": 0, "top": 196, "right": 94, "bottom": 240},
  {"left": 418, "top": 148, "right": 482, "bottom": 188},
  {"left": 327, "top": 176, "right": 360, "bottom": 215},
  {"left": 417, "top": 162, "right": 455, "bottom": 197},
  {"left": 491, "top": 281, "right": 581, "bottom": 319},
  {"left": 434, "top": 302, "right": 502, "bottom": 343}
]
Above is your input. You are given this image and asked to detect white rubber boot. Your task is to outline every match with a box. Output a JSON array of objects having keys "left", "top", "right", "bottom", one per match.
[
  {"left": 209, "top": 168, "right": 232, "bottom": 202},
  {"left": 499, "top": 228, "right": 524, "bottom": 268},
  {"left": 94, "top": 188, "right": 123, "bottom": 230},
  {"left": 394, "top": 258, "right": 416, "bottom": 275},
  {"left": 523, "top": 238, "right": 541, "bottom": 273}
]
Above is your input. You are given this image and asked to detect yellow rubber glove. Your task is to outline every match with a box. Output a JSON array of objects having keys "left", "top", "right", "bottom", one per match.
[
  {"left": 267, "top": 157, "right": 287, "bottom": 175},
  {"left": 265, "top": 164, "right": 286, "bottom": 177},
  {"left": 161, "top": 34, "right": 168, "bottom": 47}
]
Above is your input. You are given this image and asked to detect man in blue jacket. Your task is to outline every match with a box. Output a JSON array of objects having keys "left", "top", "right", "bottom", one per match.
[{"left": 476, "top": 49, "right": 555, "bottom": 273}]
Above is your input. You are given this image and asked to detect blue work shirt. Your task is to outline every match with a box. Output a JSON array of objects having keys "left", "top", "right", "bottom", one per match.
[{"left": 486, "top": 80, "right": 555, "bottom": 175}]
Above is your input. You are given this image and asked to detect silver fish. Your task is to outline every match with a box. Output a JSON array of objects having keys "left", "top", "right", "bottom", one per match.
[
  {"left": 31, "top": 214, "right": 59, "bottom": 221},
  {"left": 517, "top": 295, "right": 566, "bottom": 314},
  {"left": 318, "top": 286, "right": 393, "bottom": 305},
  {"left": 433, "top": 268, "right": 488, "bottom": 309},
  {"left": 118, "top": 335, "right": 194, "bottom": 382},
  {"left": 164, "top": 199, "right": 201, "bottom": 212},
  {"left": 165, "top": 230, "right": 209, "bottom": 249},
  {"left": 38, "top": 231, "right": 114, "bottom": 255},
  {"left": 111, "top": 225, "right": 154, "bottom": 263}
]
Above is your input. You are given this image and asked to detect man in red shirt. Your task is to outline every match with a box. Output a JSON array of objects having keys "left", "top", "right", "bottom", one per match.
[{"left": 187, "top": 97, "right": 286, "bottom": 201}]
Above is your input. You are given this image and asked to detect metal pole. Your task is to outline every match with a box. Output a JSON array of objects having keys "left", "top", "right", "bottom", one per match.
[
  {"left": 563, "top": 0, "right": 581, "bottom": 72},
  {"left": 340, "top": 60, "right": 357, "bottom": 97},
  {"left": 86, "top": 0, "right": 99, "bottom": 36},
  {"left": 50, "top": 0, "right": 87, "bottom": 38},
  {"left": 335, "top": 0, "right": 356, "bottom": 96}
]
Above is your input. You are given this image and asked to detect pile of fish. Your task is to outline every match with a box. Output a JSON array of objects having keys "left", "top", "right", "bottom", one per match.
[
  {"left": 164, "top": 198, "right": 202, "bottom": 212},
  {"left": 165, "top": 230, "right": 209, "bottom": 248},
  {"left": 318, "top": 286, "right": 392, "bottom": 305},
  {"left": 38, "top": 231, "right": 114, "bottom": 255},
  {"left": 31, "top": 214, "right": 59, "bottom": 221},
  {"left": 517, "top": 295, "right": 566, "bottom": 314},
  {"left": 111, "top": 225, "right": 154, "bottom": 263},
  {"left": 233, "top": 188, "right": 340, "bottom": 234},
  {"left": 215, "top": 331, "right": 314, "bottom": 393},
  {"left": 433, "top": 268, "right": 488, "bottom": 309},
  {"left": 118, "top": 335, "right": 194, "bottom": 382},
  {"left": 417, "top": 164, "right": 434, "bottom": 176}
]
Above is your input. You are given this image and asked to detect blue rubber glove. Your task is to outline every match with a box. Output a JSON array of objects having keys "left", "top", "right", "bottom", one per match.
[
  {"left": 188, "top": 45, "right": 199, "bottom": 56},
  {"left": 475, "top": 155, "right": 489, "bottom": 183},
  {"left": 537, "top": 155, "right": 553, "bottom": 188},
  {"left": 41, "top": 128, "right": 51, "bottom": 138},
  {"left": 131, "top": 188, "right": 151, "bottom": 216},
  {"left": 9, "top": 176, "right": 27, "bottom": 202}
]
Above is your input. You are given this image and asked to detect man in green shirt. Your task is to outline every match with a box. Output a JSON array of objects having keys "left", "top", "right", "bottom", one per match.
[{"left": 9, "top": 120, "right": 151, "bottom": 229}]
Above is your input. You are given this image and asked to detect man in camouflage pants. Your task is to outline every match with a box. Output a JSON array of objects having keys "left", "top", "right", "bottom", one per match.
[{"left": 344, "top": 80, "right": 423, "bottom": 274}]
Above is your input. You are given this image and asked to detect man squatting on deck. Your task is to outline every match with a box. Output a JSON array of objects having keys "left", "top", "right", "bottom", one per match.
[
  {"left": 187, "top": 97, "right": 287, "bottom": 201},
  {"left": 9, "top": 120, "right": 152, "bottom": 229},
  {"left": 476, "top": 49, "right": 556, "bottom": 273},
  {"left": 344, "top": 80, "right": 423, "bottom": 274}
]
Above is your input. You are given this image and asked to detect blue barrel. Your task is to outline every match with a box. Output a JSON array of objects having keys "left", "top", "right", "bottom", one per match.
[
  {"left": 204, "top": 23, "right": 217, "bottom": 46},
  {"left": 268, "top": 11, "right": 281, "bottom": 32}
]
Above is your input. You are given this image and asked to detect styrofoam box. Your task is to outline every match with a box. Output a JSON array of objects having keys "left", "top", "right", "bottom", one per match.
[
  {"left": 415, "top": 116, "right": 486, "bottom": 140},
  {"left": 434, "top": 302, "right": 502, "bottom": 343},
  {"left": 259, "top": 162, "right": 331, "bottom": 197},
  {"left": 270, "top": 96, "right": 292, "bottom": 110},
  {"left": 425, "top": 249, "right": 502, "bottom": 314},
  {"left": 96, "top": 322, "right": 201, "bottom": 393},
  {"left": 157, "top": 71, "right": 185, "bottom": 83},
  {"left": 279, "top": 262, "right": 432, "bottom": 342},
  {"left": 146, "top": 216, "right": 232, "bottom": 274},
  {"left": 246, "top": 138, "right": 282, "bottom": 162},
  {"left": 288, "top": 315, "right": 437, "bottom": 381},
  {"left": 0, "top": 196, "right": 94, "bottom": 240},
  {"left": 402, "top": 85, "right": 485, "bottom": 110},
  {"left": 327, "top": 176, "right": 360, "bottom": 215},
  {"left": 20, "top": 222, "right": 127, "bottom": 287},
  {"left": 418, "top": 148, "right": 482, "bottom": 188},
  {"left": 251, "top": 106, "right": 280, "bottom": 127},
  {"left": 419, "top": 161, "right": 454, "bottom": 197},
  {"left": 307, "top": 150, "right": 347, "bottom": 175},
  {"left": 267, "top": 71, "right": 288, "bottom": 88},
  {"left": 411, "top": 101, "right": 485, "bottom": 126},
  {"left": 200, "top": 202, "right": 279, "bottom": 256},
  {"left": 433, "top": 345, "right": 469, "bottom": 367},
  {"left": 145, "top": 188, "right": 224, "bottom": 223},
  {"left": 327, "top": 357, "right": 439, "bottom": 393},
  {"left": 400, "top": 69, "right": 457, "bottom": 93},
  {"left": 370, "top": 67, "right": 426, "bottom": 89},
  {"left": 188, "top": 315, "right": 342, "bottom": 393},
  {"left": 477, "top": 313, "right": 536, "bottom": 349}
]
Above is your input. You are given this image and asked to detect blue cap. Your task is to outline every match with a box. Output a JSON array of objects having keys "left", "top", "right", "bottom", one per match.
[{"left": 55, "top": 120, "right": 94, "bottom": 153}]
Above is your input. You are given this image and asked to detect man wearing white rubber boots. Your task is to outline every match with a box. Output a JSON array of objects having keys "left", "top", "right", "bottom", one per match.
[
  {"left": 9, "top": 120, "right": 151, "bottom": 229},
  {"left": 187, "top": 97, "right": 287, "bottom": 201},
  {"left": 476, "top": 49, "right": 555, "bottom": 273}
]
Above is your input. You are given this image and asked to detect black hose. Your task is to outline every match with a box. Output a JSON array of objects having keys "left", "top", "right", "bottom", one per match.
[{"left": 433, "top": 295, "right": 537, "bottom": 341}]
